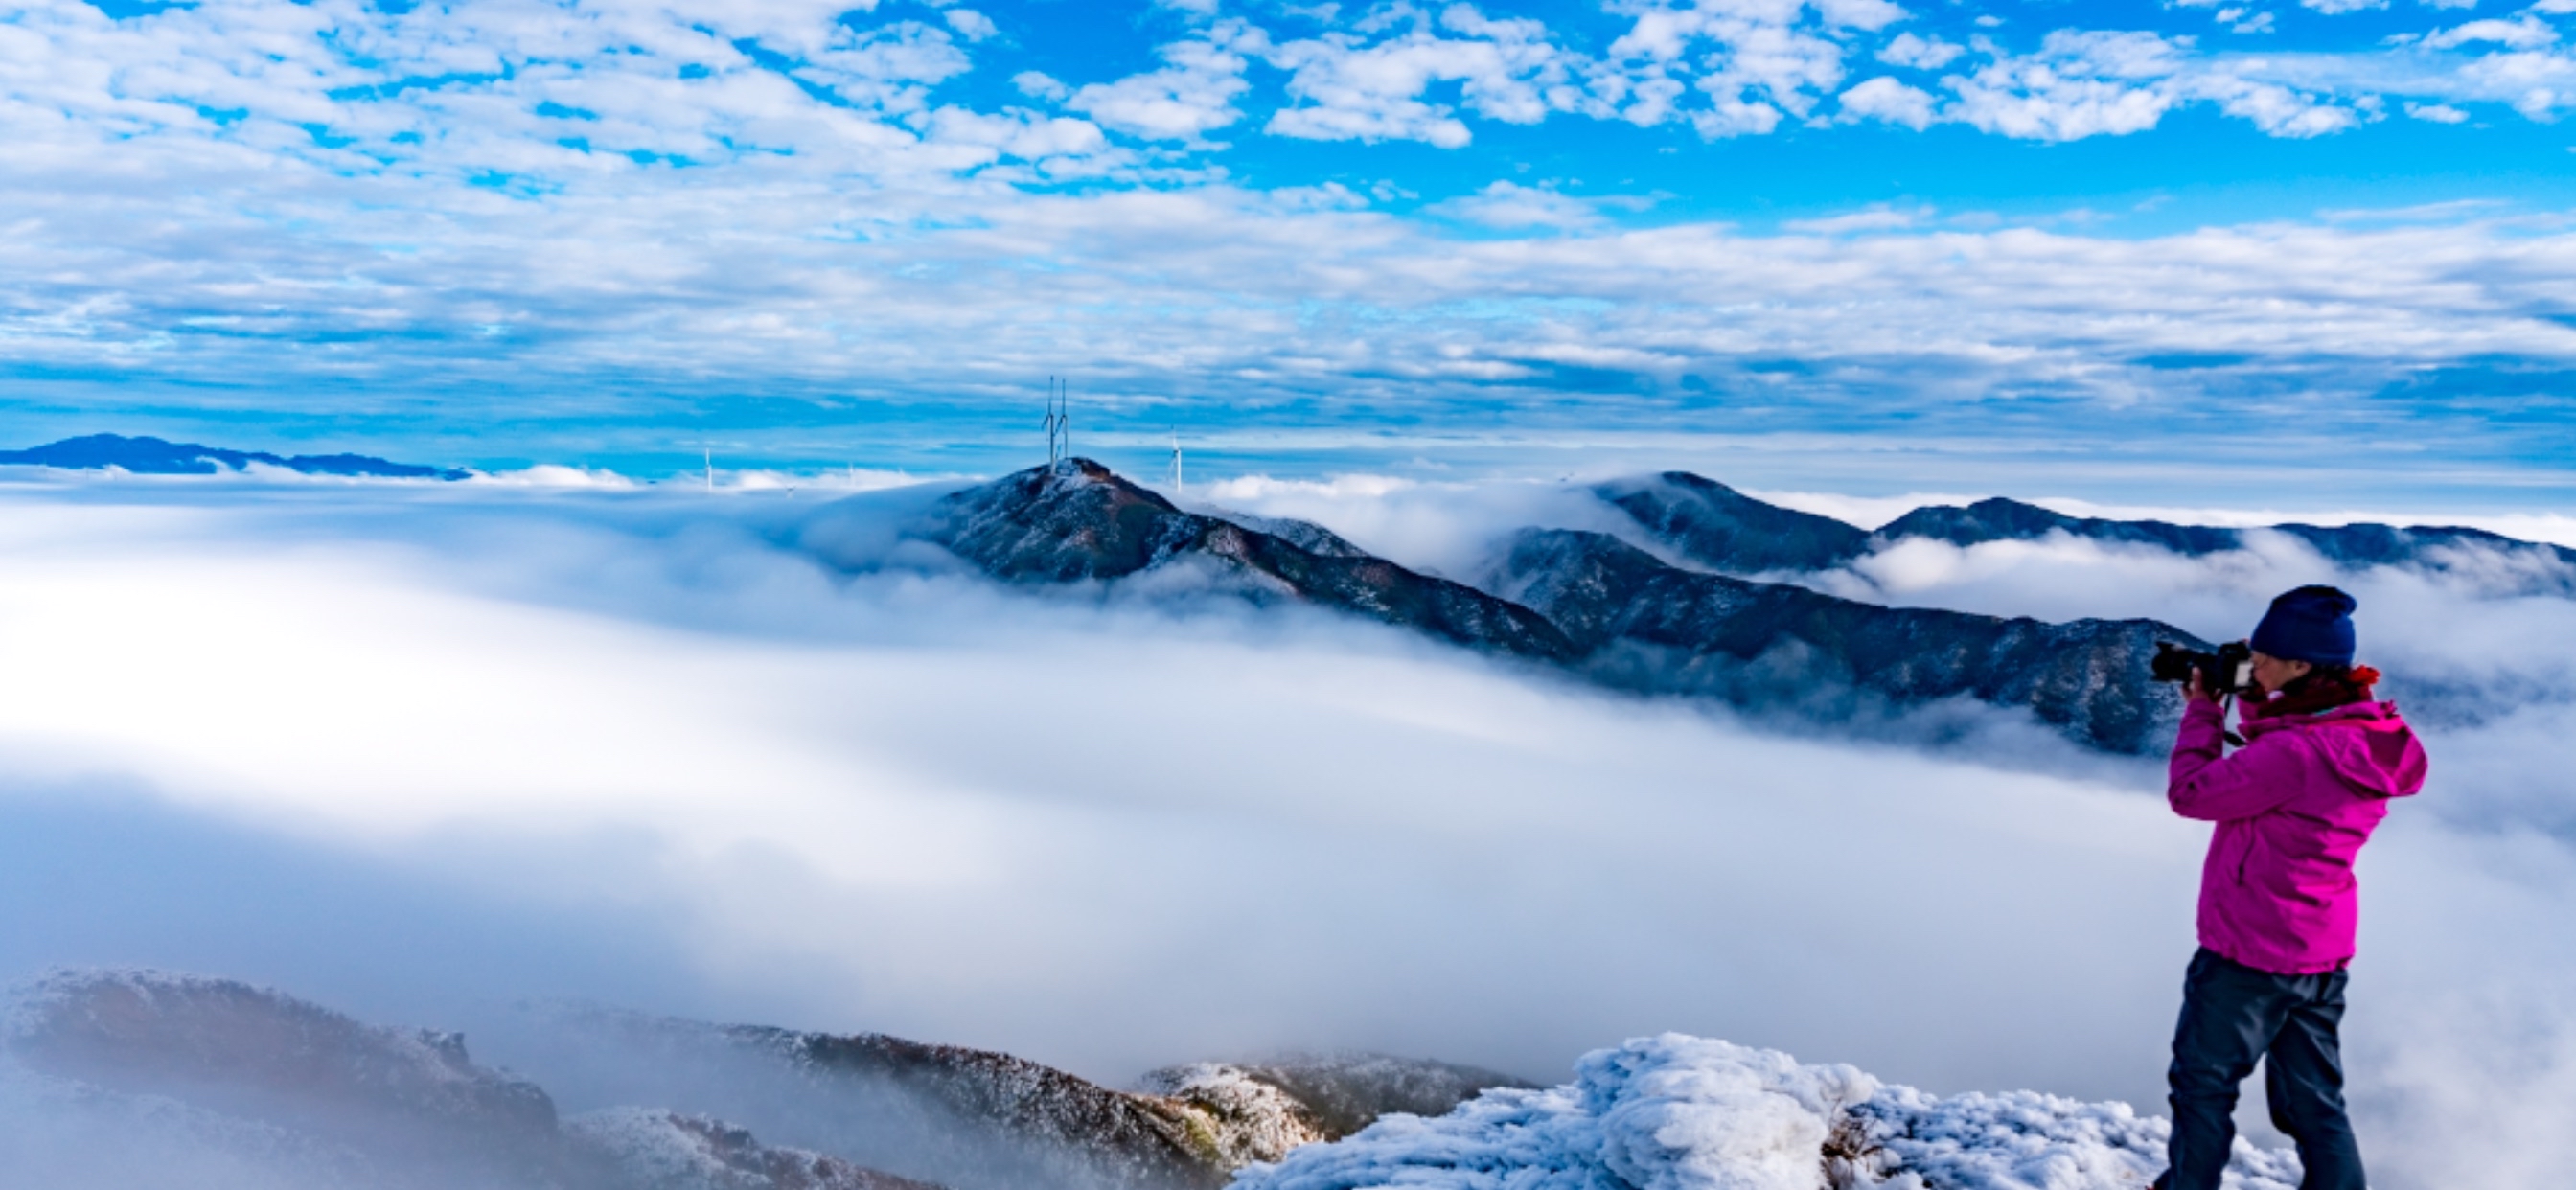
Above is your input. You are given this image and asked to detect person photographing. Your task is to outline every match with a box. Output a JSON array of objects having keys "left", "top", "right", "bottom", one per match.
[{"left": 2151, "top": 585, "right": 2428, "bottom": 1190}]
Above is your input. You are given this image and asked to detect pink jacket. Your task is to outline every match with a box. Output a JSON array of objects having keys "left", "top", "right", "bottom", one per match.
[{"left": 2168, "top": 698, "right": 2427, "bottom": 975}]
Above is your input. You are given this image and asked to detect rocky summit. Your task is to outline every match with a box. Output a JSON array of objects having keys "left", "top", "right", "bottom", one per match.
[
  {"left": 1482, "top": 529, "right": 2196, "bottom": 754},
  {"left": 1592, "top": 471, "right": 1874, "bottom": 575},
  {"left": 908, "top": 459, "right": 1576, "bottom": 662}
]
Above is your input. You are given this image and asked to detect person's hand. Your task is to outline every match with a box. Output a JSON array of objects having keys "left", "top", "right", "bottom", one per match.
[{"left": 2186, "top": 666, "right": 2219, "bottom": 705}]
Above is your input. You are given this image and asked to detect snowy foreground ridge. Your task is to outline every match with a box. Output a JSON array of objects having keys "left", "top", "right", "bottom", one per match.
[{"left": 1231, "top": 1035, "right": 2302, "bottom": 1190}]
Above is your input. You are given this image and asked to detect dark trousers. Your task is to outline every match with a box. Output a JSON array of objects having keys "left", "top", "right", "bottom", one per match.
[{"left": 2156, "top": 948, "right": 2365, "bottom": 1190}]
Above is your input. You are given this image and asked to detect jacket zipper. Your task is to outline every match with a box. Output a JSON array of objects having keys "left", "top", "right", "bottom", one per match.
[{"left": 2235, "top": 832, "right": 2254, "bottom": 886}]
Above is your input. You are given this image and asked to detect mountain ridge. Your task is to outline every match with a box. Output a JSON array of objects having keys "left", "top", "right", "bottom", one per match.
[
  {"left": 1597, "top": 471, "right": 2576, "bottom": 587},
  {"left": 881, "top": 461, "right": 2202, "bottom": 754},
  {"left": 1482, "top": 528, "right": 2193, "bottom": 754},
  {"left": 0, "top": 433, "right": 469, "bottom": 480},
  {"left": 904, "top": 459, "right": 1577, "bottom": 663}
]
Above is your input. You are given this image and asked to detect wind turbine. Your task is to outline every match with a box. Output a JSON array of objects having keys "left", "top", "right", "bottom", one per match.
[{"left": 1042, "top": 377, "right": 1072, "bottom": 470}]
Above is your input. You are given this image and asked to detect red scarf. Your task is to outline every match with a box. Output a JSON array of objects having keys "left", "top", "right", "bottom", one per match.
[{"left": 2243, "top": 665, "right": 2382, "bottom": 721}]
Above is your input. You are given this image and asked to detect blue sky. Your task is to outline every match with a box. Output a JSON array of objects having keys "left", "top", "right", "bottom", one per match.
[{"left": 5, "top": 0, "right": 2576, "bottom": 500}]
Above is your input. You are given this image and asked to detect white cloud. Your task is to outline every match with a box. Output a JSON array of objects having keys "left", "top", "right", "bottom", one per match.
[
  {"left": 1431, "top": 180, "right": 1618, "bottom": 230},
  {"left": 1013, "top": 69, "right": 1070, "bottom": 102},
  {"left": 1598, "top": 0, "right": 1863, "bottom": 134},
  {"left": 1939, "top": 29, "right": 2372, "bottom": 140},
  {"left": 2418, "top": 15, "right": 2559, "bottom": 47},
  {"left": 1782, "top": 201, "right": 1931, "bottom": 231},
  {"left": 1877, "top": 31, "right": 1965, "bottom": 70},
  {"left": 2204, "top": 75, "right": 2365, "bottom": 135},
  {"left": 2448, "top": 45, "right": 2576, "bottom": 116},
  {"left": 2218, "top": 8, "right": 2279, "bottom": 33},
  {"left": 2302, "top": 0, "right": 2389, "bottom": 11},
  {"left": 1946, "top": 31, "right": 2189, "bottom": 140},
  {"left": 1261, "top": 5, "right": 1588, "bottom": 147},
  {"left": 1836, "top": 75, "right": 1937, "bottom": 127},
  {"left": 917, "top": 106, "right": 1114, "bottom": 163},
  {"left": 1068, "top": 30, "right": 1254, "bottom": 140},
  {"left": 940, "top": 8, "right": 998, "bottom": 42},
  {"left": 2406, "top": 99, "right": 2472, "bottom": 119}
]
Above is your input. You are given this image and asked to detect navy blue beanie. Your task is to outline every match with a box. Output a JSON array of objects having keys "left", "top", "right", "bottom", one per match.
[{"left": 2251, "top": 584, "right": 2358, "bottom": 667}]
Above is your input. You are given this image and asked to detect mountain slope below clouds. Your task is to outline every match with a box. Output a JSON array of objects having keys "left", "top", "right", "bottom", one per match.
[
  {"left": 904, "top": 459, "right": 1576, "bottom": 662},
  {"left": 1483, "top": 529, "right": 2194, "bottom": 754}
]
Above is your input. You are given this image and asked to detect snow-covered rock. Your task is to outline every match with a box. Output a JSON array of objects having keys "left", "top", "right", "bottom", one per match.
[
  {"left": 1143, "top": 1053, "right": 1533, "bottom": 1168},
  {"left": 1230, "top": 1034, "right": 2304, "bottom": 1190}
]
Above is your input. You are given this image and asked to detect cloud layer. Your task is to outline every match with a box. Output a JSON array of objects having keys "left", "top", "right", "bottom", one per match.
[{"left": 3, "top": 0, "right": 2576, "bottom": 484}]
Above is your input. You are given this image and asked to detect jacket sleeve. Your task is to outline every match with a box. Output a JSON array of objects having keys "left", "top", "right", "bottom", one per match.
[{"left": 2168, "top": 701, "right": 2307, "bottom": 822}]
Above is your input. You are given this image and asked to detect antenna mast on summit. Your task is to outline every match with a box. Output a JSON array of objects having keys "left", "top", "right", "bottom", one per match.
[{"left": 1043, "top": 377, "right": 1070, "bottom": 469}]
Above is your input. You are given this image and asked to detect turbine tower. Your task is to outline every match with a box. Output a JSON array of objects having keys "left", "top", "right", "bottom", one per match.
[
  {"left": 1168, "top": 427, "right": 1183, "bottom": 495},
  {"left": 1042, "top": 377, "right": 1070, "bottom": 469}
]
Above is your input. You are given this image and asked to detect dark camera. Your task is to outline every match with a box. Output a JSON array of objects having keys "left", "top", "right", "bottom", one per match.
[{"left": 2152, "top": 640, "right": 2253, "bottom": 695}]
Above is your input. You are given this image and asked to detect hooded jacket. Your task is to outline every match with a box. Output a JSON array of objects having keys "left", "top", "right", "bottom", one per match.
[{"left": 2168, "top": 697, "right": 2427, "bottom": 975}]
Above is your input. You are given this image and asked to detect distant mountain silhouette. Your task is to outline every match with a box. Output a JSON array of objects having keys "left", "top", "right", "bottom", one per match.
[
  {"left": 0, "top": 433, "right": 467, "bottom": 479},
  {"left": 1483, "top": 529, "right": 2196, "bottom": 754},
  {"left": 1877, "top": 495, "right": 2576, "bottom": 578},
  {"left": 1599, "top": 472, "right": 2576, "bottom": 590},
  {"left": 908, "top": 459, "right": 1576, "bottom": 662}
]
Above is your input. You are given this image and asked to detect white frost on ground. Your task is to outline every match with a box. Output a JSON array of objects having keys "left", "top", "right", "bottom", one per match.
[{"left": 1233, "top": 1035, "right": 2304, "bottom": 1190}]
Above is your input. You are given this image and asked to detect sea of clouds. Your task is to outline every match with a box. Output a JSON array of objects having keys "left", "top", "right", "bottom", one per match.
[{"left": 0, "top": 468, "right": 2570, "bottom": 1188}]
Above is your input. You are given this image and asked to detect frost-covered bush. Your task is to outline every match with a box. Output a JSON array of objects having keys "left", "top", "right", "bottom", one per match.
[{"left": 1231, "top": 1034, "right": 2305, "bottom": 1190}]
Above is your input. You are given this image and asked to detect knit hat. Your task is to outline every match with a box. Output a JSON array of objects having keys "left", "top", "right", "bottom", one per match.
[{"left": 2251, "top": 584, "right": 2358, "bottom": 667}]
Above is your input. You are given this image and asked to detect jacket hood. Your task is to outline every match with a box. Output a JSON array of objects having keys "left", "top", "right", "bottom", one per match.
[{"left": 2245, "top": 700, "right": 2427, "bottom": 800}]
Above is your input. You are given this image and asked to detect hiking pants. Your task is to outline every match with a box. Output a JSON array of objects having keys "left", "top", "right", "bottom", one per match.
[{"left": 2157, "top": 947, "right": 2365, "bottom": 1190}]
